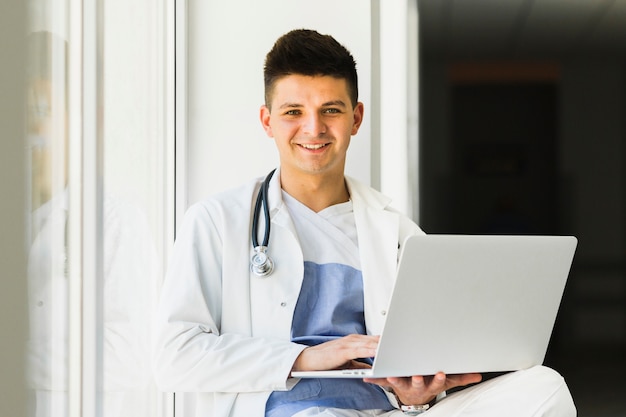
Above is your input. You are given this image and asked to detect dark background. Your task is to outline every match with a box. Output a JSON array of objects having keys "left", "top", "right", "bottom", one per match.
[{"left": 417, "top": 1, "right": 626, "bottom": 415}]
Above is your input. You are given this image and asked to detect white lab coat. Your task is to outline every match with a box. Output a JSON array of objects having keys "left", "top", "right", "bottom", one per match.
[{"left": 152, "top": 169, "right": 424, "bottom": 417}]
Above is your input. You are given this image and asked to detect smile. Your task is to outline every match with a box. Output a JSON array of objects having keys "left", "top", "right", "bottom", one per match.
[{"left": 299, "top": 143, "right": 328, "bottom": 150}]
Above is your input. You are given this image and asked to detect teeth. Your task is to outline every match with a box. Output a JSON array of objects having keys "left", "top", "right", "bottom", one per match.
[{"left": 300, "top": 143, "right": 326, "bottom": 150}]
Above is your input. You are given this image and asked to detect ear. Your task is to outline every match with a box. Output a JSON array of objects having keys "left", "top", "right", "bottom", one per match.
[
  {"left": 351, "top": 102, "right": 364, "bottom": 135},
  {"left": 259, "top": 105, "right": 273, "bottom": 137}
]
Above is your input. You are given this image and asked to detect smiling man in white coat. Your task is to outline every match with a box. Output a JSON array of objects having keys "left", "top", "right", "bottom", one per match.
[{"left": 152, "top": 29, "right": 576, "bottom": 417}]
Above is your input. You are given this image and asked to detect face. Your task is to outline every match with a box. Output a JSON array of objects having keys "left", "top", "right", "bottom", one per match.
[{"left": 260, "top": 74, "right": 364, "bottom": 181}]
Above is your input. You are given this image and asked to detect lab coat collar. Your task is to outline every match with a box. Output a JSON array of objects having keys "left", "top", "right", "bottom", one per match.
[
  {"left": 263, "top": 167, "right": 296, "bottom": 234},
  {"left": 345, "top": 176, "right": 393, "bottom": 210},
  {"left": 264, "top": 168, "right": 393, "bottom": 214}
]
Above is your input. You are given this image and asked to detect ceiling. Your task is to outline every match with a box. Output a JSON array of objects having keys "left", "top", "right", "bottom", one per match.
[{"left": 417, "top": 0, "right": 626, "bottom": 60}]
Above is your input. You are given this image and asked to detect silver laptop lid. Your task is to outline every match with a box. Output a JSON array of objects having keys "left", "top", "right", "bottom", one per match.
[{"left": 372, "top": 234, "right": 577, "bottom": 377}]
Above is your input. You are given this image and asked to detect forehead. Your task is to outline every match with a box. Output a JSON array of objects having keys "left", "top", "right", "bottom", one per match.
[{"left": 269, "top": 74, "right": 351, "bottom": 106}]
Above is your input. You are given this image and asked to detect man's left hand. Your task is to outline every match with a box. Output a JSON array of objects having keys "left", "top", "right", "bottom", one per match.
[{"left": 364, "top": 372, "right": 482, "bottom": 406}]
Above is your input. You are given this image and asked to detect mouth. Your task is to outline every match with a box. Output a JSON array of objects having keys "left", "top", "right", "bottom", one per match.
[{"left": 298, "top": 143, "right": 329, "bottom": 150}]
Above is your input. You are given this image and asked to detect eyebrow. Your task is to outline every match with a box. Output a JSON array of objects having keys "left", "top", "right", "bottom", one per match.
[
  {"left": 322, "top": 100, "right": 348, "bottom": 108},
  {"left": 277, "top": 100, "right": 348, "bottom": 110}
]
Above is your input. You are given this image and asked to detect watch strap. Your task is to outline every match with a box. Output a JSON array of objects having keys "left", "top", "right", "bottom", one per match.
[{"left": 400, "top": 403, "right": 430, "bottom": 415}]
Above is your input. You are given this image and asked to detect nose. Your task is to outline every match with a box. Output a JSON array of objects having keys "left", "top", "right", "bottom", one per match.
[{"left": 302, "top": 112, "right": 326, "bottom": 136}]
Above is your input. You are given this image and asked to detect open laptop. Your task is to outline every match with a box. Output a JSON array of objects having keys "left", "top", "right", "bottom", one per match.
[{"left": 291, "top": 234, "right": 577, "bottom": 378}]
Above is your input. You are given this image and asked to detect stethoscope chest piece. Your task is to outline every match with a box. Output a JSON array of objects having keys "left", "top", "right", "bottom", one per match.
[{"left": 250, "top": 245, "right": 274, "bottom": 277}]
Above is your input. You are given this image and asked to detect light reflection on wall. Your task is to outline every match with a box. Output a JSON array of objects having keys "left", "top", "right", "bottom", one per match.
[
  {"left": 26, "top": 28, "right": 70, "bottom": 417},
  {"left": 26, "top": 1, "right": 164, "bottom": 416}
]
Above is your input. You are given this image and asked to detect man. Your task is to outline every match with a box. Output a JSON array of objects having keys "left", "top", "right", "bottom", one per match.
[{"left": 152, "top": 29, "right": 576, "bottom": 417}]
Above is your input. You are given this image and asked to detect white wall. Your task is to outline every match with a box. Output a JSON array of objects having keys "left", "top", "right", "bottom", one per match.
[{"left": 182, "top": 0, "right": 419, "bottom": 219}]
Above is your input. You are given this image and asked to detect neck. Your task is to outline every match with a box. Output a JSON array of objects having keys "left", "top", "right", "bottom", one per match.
[{"left": 280, "top": 170, "right": 349, "bottom": 213}]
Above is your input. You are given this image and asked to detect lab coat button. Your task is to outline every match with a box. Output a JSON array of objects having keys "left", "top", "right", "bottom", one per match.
[
  {"left": 37, "top": 301, "right": 44, "bottom": 307},
  {"left": 280, "top": 302, "right": 287, "bottom": 307},
  {"left": 380, "top": 310, "right": 387, "bottom": 316}
]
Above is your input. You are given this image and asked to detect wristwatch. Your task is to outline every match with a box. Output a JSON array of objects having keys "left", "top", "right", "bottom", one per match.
[
  {"left": 400, "top": 403, "right": 431, "bottom": 415},
  {"left": 396, "top": 395, "right": 436, "bottom": 415},
  {"left": 391, "top": 388, "right": 438, "bottom": 415}
]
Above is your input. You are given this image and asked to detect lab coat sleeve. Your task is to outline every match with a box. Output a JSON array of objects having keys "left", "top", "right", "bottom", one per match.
[{"left": 152, "top": 202, "right": 306, "bottom": 394}]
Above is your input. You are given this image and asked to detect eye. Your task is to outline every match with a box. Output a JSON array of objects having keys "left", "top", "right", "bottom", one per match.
[
  {"left": 323, "top": 108, "right": 341, "bottom": 114},
  {"left": 284, "top": 109, "right": 301, "bottom": 116}
]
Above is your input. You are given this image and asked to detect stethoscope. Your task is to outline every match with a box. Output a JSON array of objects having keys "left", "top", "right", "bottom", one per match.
[{"left": 250, "top": 169, "right": 276, "bottom": 277}]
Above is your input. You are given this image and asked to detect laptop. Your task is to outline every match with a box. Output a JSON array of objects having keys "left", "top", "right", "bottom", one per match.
[{"left": 291, "top": 234, "right": 577, "bottom": 378}]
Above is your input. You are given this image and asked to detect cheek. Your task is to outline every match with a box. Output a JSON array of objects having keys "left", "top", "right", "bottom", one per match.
[{"left": 272, "top": 120, "right": 300, "bottom": 137}]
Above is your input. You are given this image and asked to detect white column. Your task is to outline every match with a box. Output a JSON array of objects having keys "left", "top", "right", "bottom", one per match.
[{"left": 377, "top": 0, "right": 420, "bottom": 220}]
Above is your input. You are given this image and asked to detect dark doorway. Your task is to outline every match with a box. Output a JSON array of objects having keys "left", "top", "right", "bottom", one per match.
[{"left": 435, "top": 82, "right": 559, "bottom": 236}]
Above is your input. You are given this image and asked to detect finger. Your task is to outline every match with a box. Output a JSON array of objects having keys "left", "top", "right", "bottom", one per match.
[
  {"left": 387, "top": 376, "right": 439, "bottom": 406},
  {"left": 423, "top": 372, "right": 446, "bottom": 394},
  {"left": 362, "top": 377, "right": 389, "bottom": 385},
  {"left": 390, "top": 376, "right": 423, "bottom": 393},
  {"left": 334, "top": 334, "right": 379, "bottom": 360},
  {"left": 337, "top": 360, "right": 373, "bottom": 370},
  {"left": 362, "top": 376, "right": 409, "bottom": 390},
  {"left": 293, "top": 335, "right": 380, "bottom": 372},
  {"left": 444, "top": 373, "right": 482, "bottom": 390}
]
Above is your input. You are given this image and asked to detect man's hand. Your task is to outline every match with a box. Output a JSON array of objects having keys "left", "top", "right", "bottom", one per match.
[
  {"left": 292, "top": 334, "right": 379, "bottom": 372},
  {"left": 364, "top": 372, "right": 483, "bottom": 406},
  {"left": 291, "top": 334, "right": 482, "bottom": 407}
]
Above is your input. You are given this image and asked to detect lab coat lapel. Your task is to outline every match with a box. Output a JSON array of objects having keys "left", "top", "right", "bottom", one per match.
[
  {"left": 248, "top": 169, "right": 304, "bottom": 340},
  {"left": 220, "top": 180, "right": 259, "bottom": 336},
  {"left": 347, "top": 177, "right": 399, "bottom": 336}
]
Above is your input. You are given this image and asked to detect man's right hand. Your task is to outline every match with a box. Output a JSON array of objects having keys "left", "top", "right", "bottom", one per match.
[{"left": 291, "top": 334, "right": 379, "bottom": 372}]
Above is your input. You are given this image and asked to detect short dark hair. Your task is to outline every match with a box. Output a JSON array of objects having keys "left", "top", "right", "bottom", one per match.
[{"left": 263, "top": 29, "right": 358, "bottom": 109}]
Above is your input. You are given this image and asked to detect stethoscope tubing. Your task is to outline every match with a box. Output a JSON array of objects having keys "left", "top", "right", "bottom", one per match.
[
  {"left": 252, "top": 169, "right": 274, "bottom": 248},
  {"left": 250, "top": 169, "right": 276, "bottom": 276}
]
